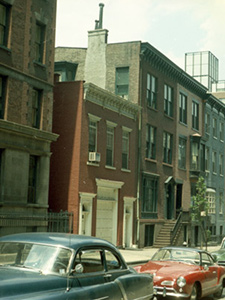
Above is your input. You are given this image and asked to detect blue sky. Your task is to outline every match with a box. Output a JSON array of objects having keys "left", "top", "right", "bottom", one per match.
[{"left": 55, "top": 0, "right": 225, "bottom": 79}]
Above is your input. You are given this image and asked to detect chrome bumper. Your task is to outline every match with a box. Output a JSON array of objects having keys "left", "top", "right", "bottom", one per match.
[{"left": 154, "top": 286, "right": 189, "bottom": 298}]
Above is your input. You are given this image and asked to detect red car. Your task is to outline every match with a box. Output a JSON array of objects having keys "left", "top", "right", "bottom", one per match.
[{"left": 134, "top": 246, "right": 225, "bottom": 300}]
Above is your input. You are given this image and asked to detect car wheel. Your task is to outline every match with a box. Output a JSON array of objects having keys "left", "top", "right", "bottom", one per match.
[
  {"left": 213, "top": 286, "right": 223, "bottom": 299},
  {"left": 189, "top": 284, "right": 198, "bottom": 300}
]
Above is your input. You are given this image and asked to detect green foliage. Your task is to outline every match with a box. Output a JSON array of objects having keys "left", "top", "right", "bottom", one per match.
[
  {"left": 191, "top": 176, "right": 209, "bottom": 221},
  {"left": 191, "top": 176, "right": 210, "bottom": 249}
]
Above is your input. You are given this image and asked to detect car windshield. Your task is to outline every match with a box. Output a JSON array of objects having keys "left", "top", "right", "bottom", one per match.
[
  {"left": 152, "top": 248, "right": 200, "bottom": 265},
  {"left": 0, "top": 242, "right": 72, "bottom": 274}
]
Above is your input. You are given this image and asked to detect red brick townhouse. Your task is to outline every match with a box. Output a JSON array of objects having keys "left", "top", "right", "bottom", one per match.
[{"left": 49, "top": 79, "right": 140, "bottom": 247}]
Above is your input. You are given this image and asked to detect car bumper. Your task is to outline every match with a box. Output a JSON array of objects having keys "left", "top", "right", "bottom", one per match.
[{"left": 154, "top": 286, "right": 189, "bottom": 298}]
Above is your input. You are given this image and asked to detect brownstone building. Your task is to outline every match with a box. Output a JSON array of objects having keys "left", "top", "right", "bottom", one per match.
[
  {"left": 0, "top": 0, "right": 57, "bottom": 236},
  {"left": 50, "top": 79, "right": 139, "bottom": 247}
]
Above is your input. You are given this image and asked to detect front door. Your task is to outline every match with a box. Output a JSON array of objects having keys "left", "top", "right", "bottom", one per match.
[{"left": 166, "top": 184, "right": 173, "bottom": 219}]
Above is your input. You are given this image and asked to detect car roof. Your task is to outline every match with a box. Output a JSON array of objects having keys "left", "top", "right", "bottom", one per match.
[
  {"left": 0, "top": 232, "right": 118, "bottom": 251},
  {"left": 159, "top": 246, "right": 208, "bottom": 254}
]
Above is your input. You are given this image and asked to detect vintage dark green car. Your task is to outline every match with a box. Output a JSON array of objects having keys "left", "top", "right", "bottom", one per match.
[{"left": 0, "top": 232, "right": 153, "bottom": 300}]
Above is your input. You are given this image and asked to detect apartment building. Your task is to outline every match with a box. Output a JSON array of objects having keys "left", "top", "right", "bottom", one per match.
[
  {"left": 0, "top": 0, "right": 57, "bottom": 236},
  {"left": 53, "top": 4, "right": 225, "bottom": 247}
]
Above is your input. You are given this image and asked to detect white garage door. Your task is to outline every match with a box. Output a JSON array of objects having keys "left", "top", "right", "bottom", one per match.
[{"left": 96, "top": 200, "right": 114, "bottom": 243}]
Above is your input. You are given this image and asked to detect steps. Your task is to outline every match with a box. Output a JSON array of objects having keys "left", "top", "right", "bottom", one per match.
[{"left": 153, "top": 220, "right": 176, "bottom": 248}]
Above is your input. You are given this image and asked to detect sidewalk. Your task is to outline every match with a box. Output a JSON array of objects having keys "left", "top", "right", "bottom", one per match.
[{"left": 120, "top": 245, "right": 220, "bottom": 265}]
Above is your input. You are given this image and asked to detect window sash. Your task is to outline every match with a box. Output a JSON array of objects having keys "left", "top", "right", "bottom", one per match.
[
  {"left": 28, "top": 156, "right": 38, "bottom": 204},
  {"left": 142, "top": 177, "right": 158, "bottom": 213},
  {"left": 179, "top": 93, "right": 187, "bottom": 124},
  {"left": 32, "top": 89, "right": 41, "bottom": 128},
  {"left": 89, "top": 121, "right": 97, "bottom": 152},
  {"left": 192, "top": 101, "right": 199, "bottom": 130},
  {"left": 116, "top": 67, "right": 129, "bottom": 98},
  {"left": 164, "top": 84, "right": 173, "bottom": 117},
  {"left": 122, "top": 131, "right": 129, "bottom": 169},
  {"left": 0, "top": 3, "right": 8, "bottom": 46},
  {"left": 147, "top": 74, "right": 157, "bottom": 108},
  {"left": 106, "top": 126, "right": 114, "bottom": 166},
  {"left": 220, "top": 122, "right": 224, "bottom": 141},
  {"left": 35, "top": 23, "right": 45, "bottom": 63},
  {"left": 146, "top": 125, "right": 156, "bottom": 159},
  {"left": 163, "top": 132, "right": 172, "bottom": 164}
]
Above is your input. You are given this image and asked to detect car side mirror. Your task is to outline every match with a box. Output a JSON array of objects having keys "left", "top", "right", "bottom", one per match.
[
  {"left": 203, "top": 264, "right": 209, "bottom": 271},
  {"left": 71, "top": 263, "right": 84, "bottom": 274}
]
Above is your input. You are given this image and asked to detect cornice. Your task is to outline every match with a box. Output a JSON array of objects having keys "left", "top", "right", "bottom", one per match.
[
  {"left": 141, "top": 43, "right": 208, "bottom": 98},
  {"left": 0, "top": 119, "right": 58, "bottom": 143},
  {"left": 83, "top": 82, "right": 141, "bottom": 120}
]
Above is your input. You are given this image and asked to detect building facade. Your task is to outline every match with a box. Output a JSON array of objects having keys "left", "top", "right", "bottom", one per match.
[
  {"left": 49, "top": 79, "right": 140, "bottom": 247},
  {"left": 53, "top": 4, "right": 225, "bottom": 247},
  {"left": 0, "top": 0, "right": 57, "bottom": 236}
]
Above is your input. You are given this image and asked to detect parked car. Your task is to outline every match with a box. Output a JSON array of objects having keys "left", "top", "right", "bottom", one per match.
[
  {"left": 134, "top": 246, "right": 225, "bottom": 300},
  {"left": 211, "top": 237, "right": 225, "bottom": 266},
  {"left": 0, "top": 232, "right": 153, "bottom": 300}
]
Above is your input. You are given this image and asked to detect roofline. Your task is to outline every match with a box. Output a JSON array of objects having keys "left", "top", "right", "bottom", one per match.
[{"left": 141, "top": 42, "right": 208, "bottom": 98}]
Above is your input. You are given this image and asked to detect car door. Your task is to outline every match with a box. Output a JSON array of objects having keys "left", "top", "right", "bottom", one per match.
[
  {"left": 201, "top": 252, "right": 218, "bottom": 296},
  {"left": 71, "top": 247, "right": 124, "bottom": 300},
  {"left": 103, "top": 248, "right": 131, "bottom": 282}
]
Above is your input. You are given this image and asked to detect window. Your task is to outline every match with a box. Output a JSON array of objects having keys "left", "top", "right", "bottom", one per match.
[
  {"left": 163, "top": 132, "right": 172, "bottom": 164},
  {"left": 178, "top": 137, "right": 186, "bottom": 169},
  {"left": 35, "top": 22, "right": 46, "bottom": 63},
  {"left": 220, "top": 122, "right": 224, "bottom": 141},
  {"left": 191, "top": 142, "right": 199, "bottom": 170},
  {"left": 205, "top": 147, "right": 210, "bottom": 172},
  {"left": 146, "top": 125, "right": 156, "bottom": 159},
  {"left": 164, "top": 84, "right": 173, "bottom": 117},
  {"left": 192, "top": 101, "right": 199, "bottom": 130},
  {"left": 219, "top": 192, "right": 223, "bottom": 214},
  {"left": 213, "top": 118, "right": 217, "bottom": 138},
  {"left": 0, "top": 76, "right": 6, "bottom": 119},
  {"left": 105, "top": 250, "right": 121, "bottom": 270},
  {"left": 115, "top": 67, "right": 129, "bottom": 99},
  {"left": 179, "top": 93, "right": 187, "bottom": 124},
  {"left": 32, "top": 89, "right": 42, "bottom": 128},
  {"left": 206, "top": 190, "right": 216, "bottom": 214},
  {"left": 28, "top": 156, "right": 38, "bottom": 204},
  {"left": 74, "top": 249, "right": 104, "bottom": 273},
  {"left": 142, "top": 176, "right": 158, "bottom": 213},
  {"left": 0, "top": 3, "right": 10, "bottom": 47},
  {"left": 89, "top": 121, "right": 97, "bottom": 152},
  {"left": 122, "top": 129, "right": 130, "bottom": 169},
  {"left": 106, "top": 125, "right": 114, "bottom": 167},
  {"left": 219, "top": 154, "right": 223, "bottom": 176},
  {"left": 147, "top": 73, "right": 157, "bottom": 109},
  {"left": 205, "top": 113, "right": 210, "bottom": 135},
  {"left": 212, "top": 151, "right": 217, "bottom": 174}
]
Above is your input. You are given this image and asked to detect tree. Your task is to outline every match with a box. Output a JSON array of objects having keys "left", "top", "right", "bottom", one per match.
[{"left": 191, "top": 176, "right": 210, "bottom": 250}]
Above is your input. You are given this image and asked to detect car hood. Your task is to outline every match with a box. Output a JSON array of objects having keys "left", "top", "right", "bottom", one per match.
[
  {"left": 140, "top": 261, "right": 198, "bottom": 279},
  {"left": 0, "top": 267, "right": 68, "bottom": 298}
]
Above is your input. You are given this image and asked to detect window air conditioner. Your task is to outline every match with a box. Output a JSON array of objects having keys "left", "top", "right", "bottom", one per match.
[{"left": 89, "top": 152, "right": 101, "bottom": 163}]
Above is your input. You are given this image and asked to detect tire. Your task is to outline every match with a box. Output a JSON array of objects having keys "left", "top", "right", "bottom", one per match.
[
  {"left": 213, "top": 286, "right": 223, "bottom": 299},
  {"left": 189, "top": 284, "right": 198, "bottom": 300}
]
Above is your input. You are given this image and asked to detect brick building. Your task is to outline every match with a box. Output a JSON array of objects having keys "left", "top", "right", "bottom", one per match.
[
  {"left": 50, "top": 79, "right": 139, "bottom": 247},
  {"left": 53, "top": 4, "right": 225, "bottom": 247},
  {"left": 0, "top": 0, "right": 57, "bottom": 236}
]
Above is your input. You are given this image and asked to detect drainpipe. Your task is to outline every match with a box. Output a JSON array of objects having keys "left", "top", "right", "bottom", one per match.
[{"left": 136, "top": 51, "right": 144, "bottom": 246}]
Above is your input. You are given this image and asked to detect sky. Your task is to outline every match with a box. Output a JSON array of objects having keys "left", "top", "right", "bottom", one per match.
[{"left": 55, "top": 0, "right": 225, "bottom": 79}]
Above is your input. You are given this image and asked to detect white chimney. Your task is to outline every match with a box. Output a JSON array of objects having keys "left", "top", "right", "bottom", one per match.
[{"left": 84, "top": 3, "right": 108, "bottom": 89}]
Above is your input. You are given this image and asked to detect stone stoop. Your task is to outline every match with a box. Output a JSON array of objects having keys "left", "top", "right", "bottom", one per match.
[{"left": 153, "top": 220, "right": 176, "bottom": 248}]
